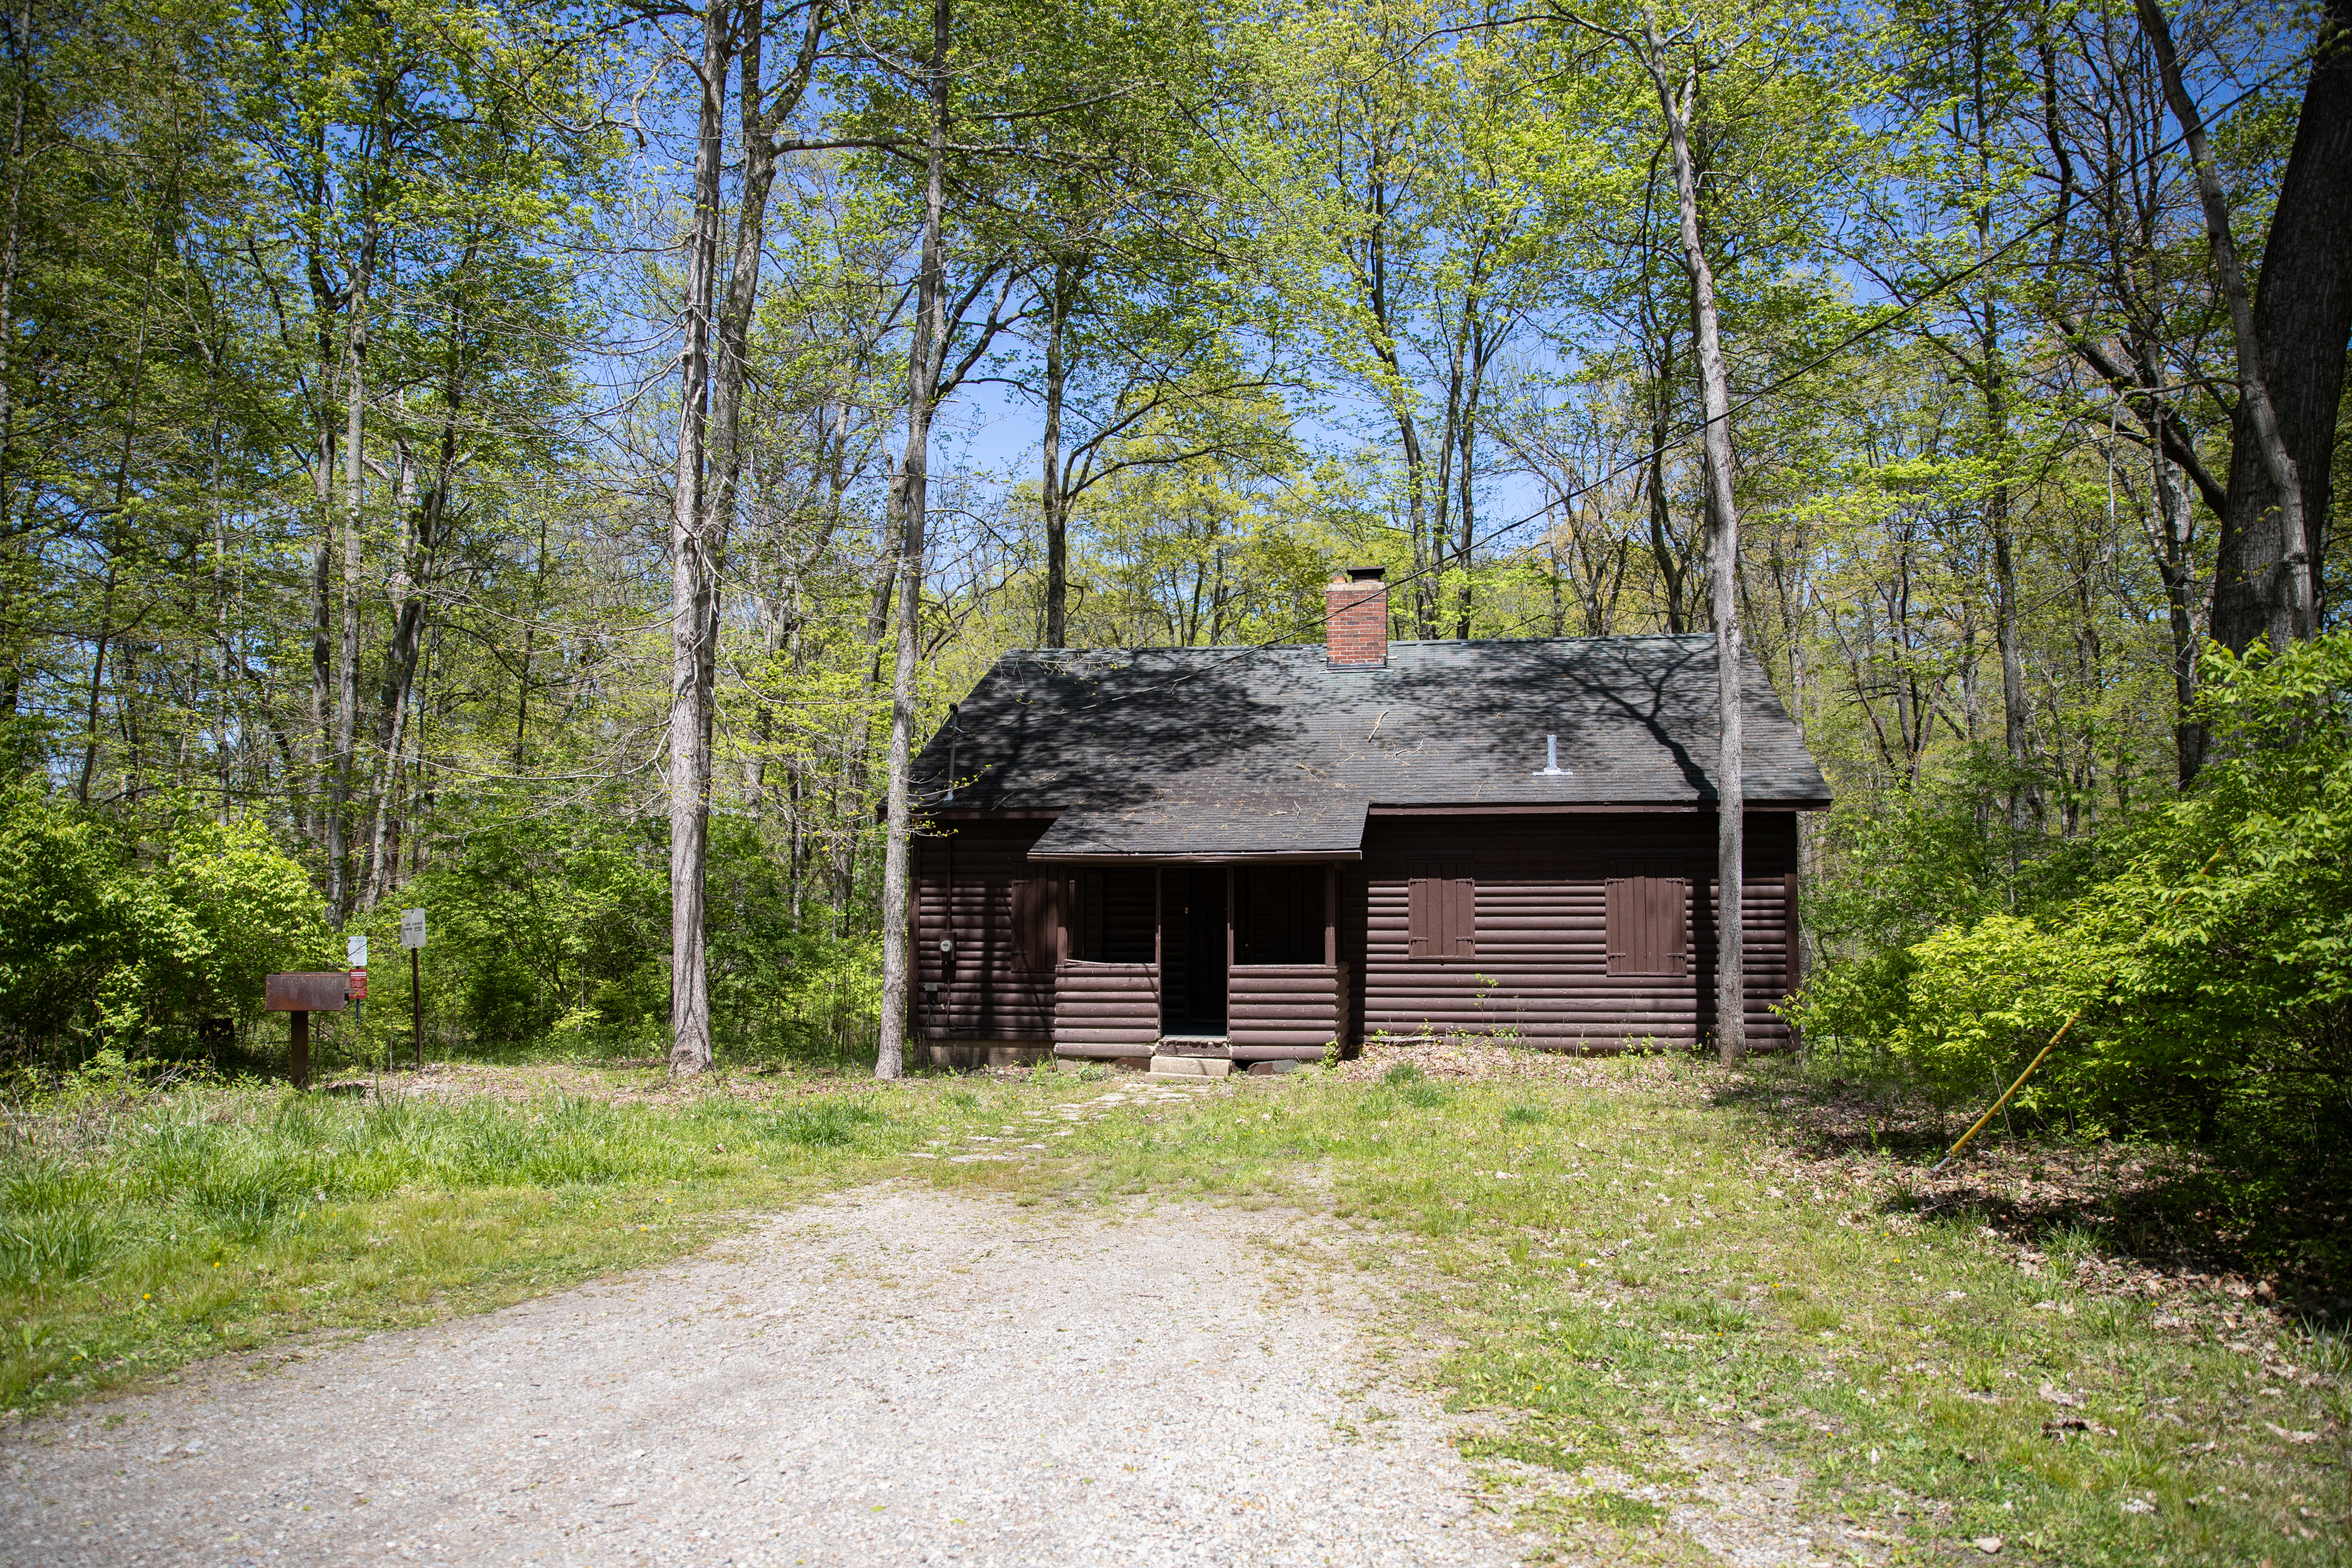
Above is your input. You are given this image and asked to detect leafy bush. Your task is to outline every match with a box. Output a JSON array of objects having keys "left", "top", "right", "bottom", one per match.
[
  {"left": 0, "top": 784, "right": 329, "bottom": 1062},
  {"left": 1793, "top": 633, "right": 2352, "bottom": 1171},
  {"left": 380, "top": 796, "right": 879, "bottom": 1065}
]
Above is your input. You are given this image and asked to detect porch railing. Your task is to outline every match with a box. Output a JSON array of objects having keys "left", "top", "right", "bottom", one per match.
[
  {"left": 1052, "top": 961, "right": 1160, "bottom": 1058},
  {"left": 1228, "top": 963, "right": 1348, "bottom": 1061}
]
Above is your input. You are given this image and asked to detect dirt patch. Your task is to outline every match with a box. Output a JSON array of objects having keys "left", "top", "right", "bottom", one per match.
[{"left": 1335, "top": 1038, "right": 1709, "bottom": 1092}]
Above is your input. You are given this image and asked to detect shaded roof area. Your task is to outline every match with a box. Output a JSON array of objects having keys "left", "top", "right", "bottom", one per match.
[
  {"left": 913, "top": 635, "right": 1832, "bottom": 817},
  {"left": 1028, "top": 794, "right": 1369, "bottom": 863}
]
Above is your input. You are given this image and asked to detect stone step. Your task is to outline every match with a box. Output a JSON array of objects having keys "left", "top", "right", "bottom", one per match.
[{"left": 1146, "top": 1055, "right": 1232, "bottom": 1079}]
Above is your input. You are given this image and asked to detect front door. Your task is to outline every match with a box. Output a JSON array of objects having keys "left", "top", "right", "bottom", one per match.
[{"left": 1161, "top": 868, "right": 1227, "bottom": 1035}]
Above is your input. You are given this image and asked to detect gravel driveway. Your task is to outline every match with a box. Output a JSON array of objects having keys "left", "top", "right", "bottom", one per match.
[{"left": 1, "top": 1185, "right": 1525, "bottom": 1567}]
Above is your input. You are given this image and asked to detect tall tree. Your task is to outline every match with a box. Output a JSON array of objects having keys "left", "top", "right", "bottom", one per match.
[
  {"left": 1633, "top": 11, "right": 1746, "bottom": 1063},
  {"left": 667, "top": 0, "right": 728, "bottom": 1075},
  {"left": 2179, "top": 0, "right": 2351, "bottom": 653},
  {"left": 875, "top": 0, "right": 953, "bottom": 1079}
]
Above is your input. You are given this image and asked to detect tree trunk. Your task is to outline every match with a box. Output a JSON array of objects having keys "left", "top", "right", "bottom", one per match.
[
  {"left": 328, "top": 267, "right": 369, "bottom": 927},
  {"left": 1364, "top": 161, "right": 1436, "bottom": 639},
  {"left": 878, "top": 0, "right": 952, "bottom": 1081},
  {"left": 75, "top": 560, "right": 115, "bottom": 804},
  {"left": 1453, "top": 312, "right": 1486, "bottom": 640},
  {"left": 2141, "top": 377, "right": 2204, "bottom": 783},
  {"left": 2138, "top": 0, "right": 2327, "bottom": 650},
  {"left": 668, "top": 1, "right": 727, "bottom": 1076},
  {"left": 1643, "top": 26, "right": 1743, "bottom": 1065},
  {"left": 0, "top": 0, "right": 30, "bottom": 443},
  {"left": 1042, "top": 259, "right": 1074, "bottom": 648},
  {"left": 361, "top": 430, "right": 417, "bottom": 908},
  {"left": 365, "top": 386, "right": 455, "bottom": 907},
  {"left": 1989, "top": 461, "right": 2031, "bottom": 827}
]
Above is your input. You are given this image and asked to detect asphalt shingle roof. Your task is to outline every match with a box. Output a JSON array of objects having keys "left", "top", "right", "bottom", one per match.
[
  {"left": 1027, "top": 794, "right": 1371, "bottom": 861},
  {"left": 914, "top": 635, "right": 1832, "bottom": 833}
]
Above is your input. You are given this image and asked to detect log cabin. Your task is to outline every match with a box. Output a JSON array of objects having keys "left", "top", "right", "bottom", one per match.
[{"left": 906, "top": 567, "right": 1832, "bottom": 1074}]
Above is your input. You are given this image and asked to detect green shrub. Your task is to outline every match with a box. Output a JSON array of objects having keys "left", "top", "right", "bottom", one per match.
[
  {"left": 0, "top": 783, "right": 328, "bottom": 1063},
  {"left": 1793, "top": 633, "right": 2352, "bottom": 1178}
]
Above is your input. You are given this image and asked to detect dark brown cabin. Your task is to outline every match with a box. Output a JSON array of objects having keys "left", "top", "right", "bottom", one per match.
[{"left": 906, "top": 568, "right": 1832, "bottom": 1072}]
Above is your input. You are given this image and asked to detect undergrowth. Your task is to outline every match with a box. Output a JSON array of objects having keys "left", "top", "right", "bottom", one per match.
[{"left": 0, "top": 1072, "right": 923, "bottom": 1411}]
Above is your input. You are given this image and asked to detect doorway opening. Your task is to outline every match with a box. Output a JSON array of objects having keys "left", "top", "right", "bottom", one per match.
[{"left": 1159, "top": 867, "right": 1227, "bottom": 1036}]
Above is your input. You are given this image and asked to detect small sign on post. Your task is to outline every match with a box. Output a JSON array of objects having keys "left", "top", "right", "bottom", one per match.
[
  {"left": 264, "top": 972, "right": 351, "bottom": 1090},
  {"left": 400, "top": 908, "right": 426, "bottom": 1069},
  {"left": 346, "top": 931, "right": 368, "bottom": 1019}
]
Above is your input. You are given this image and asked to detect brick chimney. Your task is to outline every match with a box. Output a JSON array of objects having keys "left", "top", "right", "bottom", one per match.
[{"left": 1325, "top": 566, "right": 1389, "bottom": 668}]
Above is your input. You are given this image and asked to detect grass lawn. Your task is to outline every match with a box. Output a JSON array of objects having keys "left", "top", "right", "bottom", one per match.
[{"left": 4, "top": 1047, "right": 2345, "bottom": 1566}]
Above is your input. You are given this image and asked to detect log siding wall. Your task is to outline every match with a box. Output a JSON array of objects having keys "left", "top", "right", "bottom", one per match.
[
  {"left": 914, "top": 825, "right": 1054, "bottom": 1041},
  {"left": 1052, "top": 962, "right": 1160, "bottom": 1057},
  {"left": 914, "top": 811, "right": 1803, "bottom": 1054},
  {"left": 1348, "top": 813, "right": 1798, "bottom": 1049}
]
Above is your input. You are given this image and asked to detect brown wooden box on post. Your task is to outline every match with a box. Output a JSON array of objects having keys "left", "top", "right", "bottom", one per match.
[
  {"left": 265, "top": 972, "right": 350, "bottom": 1091},
  {"left": 266, "top": 972, "right": 352, "bottom": 1013}
]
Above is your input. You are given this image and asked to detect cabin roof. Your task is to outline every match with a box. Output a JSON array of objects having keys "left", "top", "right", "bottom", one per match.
[{"left": 913, "top": 635, "right": 1832, "bottom": 842}]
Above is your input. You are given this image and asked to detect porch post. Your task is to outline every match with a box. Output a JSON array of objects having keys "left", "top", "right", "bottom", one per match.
[
  {"left": 1324, "top": 864, "right": 1337, "bottom": 965},
  {"left": 1225, "top": 867, "right": 1236, "bottom": 971},
  {"left": 1055, "top": 873, "right": 1068, "bottom": 964}
]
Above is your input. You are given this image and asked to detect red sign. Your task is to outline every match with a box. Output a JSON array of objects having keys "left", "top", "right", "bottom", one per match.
[{"left": 347, "top": 967, "right": 367, "bottom": 1002}]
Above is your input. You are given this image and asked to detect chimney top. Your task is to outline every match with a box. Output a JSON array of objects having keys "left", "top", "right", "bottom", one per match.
[{"left": 1325, "top": 567, "right": 1389, "bottom": 668}]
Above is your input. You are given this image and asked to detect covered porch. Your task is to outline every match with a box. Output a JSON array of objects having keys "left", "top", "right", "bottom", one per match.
[{"left": 1029, "top": 795, "right": 1363, "bottom": 1068}]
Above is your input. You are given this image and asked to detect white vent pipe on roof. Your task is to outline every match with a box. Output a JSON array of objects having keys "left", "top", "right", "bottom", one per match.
[{"left": 1535, "top": 733, "right": 1571, "bottom": 777}]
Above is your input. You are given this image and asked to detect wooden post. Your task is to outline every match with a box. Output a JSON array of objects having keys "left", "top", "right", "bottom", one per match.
[
  {"left": 410, "top": 945, "right": 423, "bottom": 1069},
  {"left": 290, "top": 1009, "right": 309, "bottom": 1091},
  {"left": 1225, "top": 868, "right": 1236, "bottom": 969},
  {"left": 1323, "top": 864, "right": 1337, "bottom": 966},
  {"left": 1225, "top": 867, "right": 1237, "bottom": 1038},
  {"left": 1153, "top": 867, "right": 1164, "bottom": 1035}
]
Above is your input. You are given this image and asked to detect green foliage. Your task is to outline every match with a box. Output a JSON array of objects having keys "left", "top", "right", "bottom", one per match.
[
  {"left": 0, "top": 783, "right": 329, "bottom": 1061},
  {"left": 1794, "top": 635, "right": 2352, "bottom": 1193},
  {"left": 356, "top": 795, "right": 880, "bottom": 1066}
]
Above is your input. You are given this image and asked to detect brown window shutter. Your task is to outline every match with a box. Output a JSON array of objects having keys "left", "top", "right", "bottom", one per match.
[
  {"left": 1659, "top": 877, "right": 1689, "bottom": 975},
  {"left": 1012, "top": 878, "right": 1038, "bottom": 969},
  {"left": 1449, "top": 863, "right": 1476, "bottom": 958},
  {"left": 1607, "top": 875, "right": 1689, "bottom": 976},
  {"left": 1013, "top": 876, "right": 1061, "bottom": 971},
  {"left": 1407, "top": 864, "right": 1432, "bottom": 959}
]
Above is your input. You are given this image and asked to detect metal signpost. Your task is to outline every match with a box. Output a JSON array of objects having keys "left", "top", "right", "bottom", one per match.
[{"left": 400, "top": 910, "right": 426, "bottom": 1068}]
